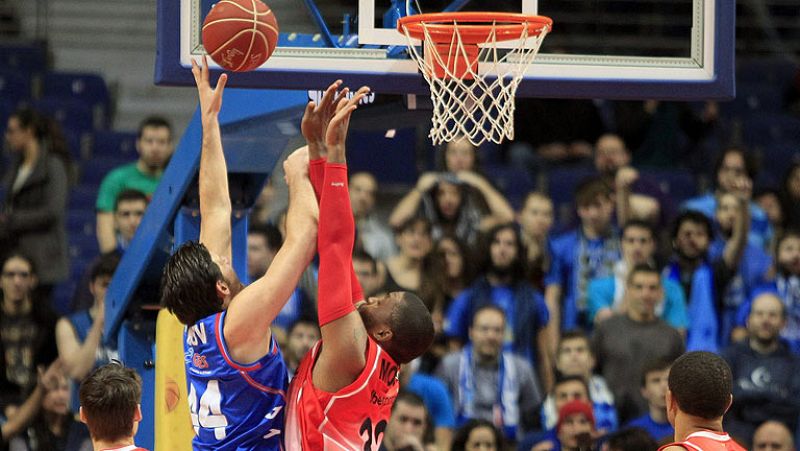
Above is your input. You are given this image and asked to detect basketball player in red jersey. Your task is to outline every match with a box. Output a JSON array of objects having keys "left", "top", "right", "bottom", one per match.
[
  {"left": 285, "top": 81, "right": 435, "bottom": 450},
  {"left": 659, "top": 351, "right": 745, "bottom": 451}
]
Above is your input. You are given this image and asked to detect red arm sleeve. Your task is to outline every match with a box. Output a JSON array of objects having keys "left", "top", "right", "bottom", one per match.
[
  {"left": 317, "top": 163, "right": 362, "bottom": 326},
  {"left": 309, "top": 158, "right": 364, "bottom": 304}
]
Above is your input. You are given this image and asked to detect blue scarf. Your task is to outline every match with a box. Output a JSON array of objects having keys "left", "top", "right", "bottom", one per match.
[
  {"left": 665, "top": 261, "right": 718, "bottom": 352},
  {"left": 457, "top": 345, "right": 520, "bottom": 439}
]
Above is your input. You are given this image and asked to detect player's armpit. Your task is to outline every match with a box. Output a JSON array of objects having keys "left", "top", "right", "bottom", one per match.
[{"left": 313, "top": 311, "right": 368, "bottom": 392}]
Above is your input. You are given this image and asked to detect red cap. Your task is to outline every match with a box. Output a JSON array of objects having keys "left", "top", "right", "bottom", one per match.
[{"left": 557, "top": 400, "right": 595, "bottom": 431}]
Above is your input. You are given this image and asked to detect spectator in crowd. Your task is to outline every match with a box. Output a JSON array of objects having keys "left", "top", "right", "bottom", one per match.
[
  {"left": 722, "top": 292, "right": 800, "bottom": 445},
  {"left": 603, "top": 427, "right": 658, "bottom": 451},
  {"left": 663, "top": 211, "right": 741, "bottom": 352},
  {"left": 542, "top": 332, "right": 618, "bottom": 433},
  {"left": 751, "top": 420, "right": 795, "bottom": 451},
  {"left": 389, "top": 168, "right": 514, "bottom": 248},
  {"left": 450, "top": 419, "right": 504, "bottom": 451},
  {"left": 0, "top": 253, "right": 58, "bottom": 413},
  {"left": 437, "top": 306, "right": 542, "bottom": 443},
  {"left": 79, "top": 362, "right": 147, "bottom": 451},
  {"left": 444, "top": 223, "right": 552, "bottom": 388},
  {"left": 10, "top": 371, "right": 91, "bottom": 451},
  {"left": 380, "top": 391, "right": 436, "bottom": 451},
  {"left": 1, "top": 108, "right": 72, "bottom": 302},
  {"left": 624, "top": 359, "right": 674, "bottom": 443},
  {"left": 546, "top": 177, "right": 620, "bottom": 339},
  {"left": 661, "top": 351, "right": 746, "bottom": 451},
  {"left": 0, "top": 360, "right": 63, "bottom": 450},
  {"left": 780, "top": 163, "right": 800, "bottom": 230},
  {"left": 588, "top": 220, "right": 688, "bottom": 331},
  {"left": 111, "top": 189, "right": 148, "bottom": 252},
  {"left": 352, "top": 250, "right": 384, "bottom": 298},
  {"left": 436, "top": 138, "right": 481, "bottom": 174},
  {"left": 399, "top": 360, "right": 456, "bottom": 450},
  {"left": 755, "top": 188, "right": 785, "bottom": 253},
  {"left": 96, "top": 116, "right": 172, "bottom": 253},
  {"left": 711, "top": 191, "right": 772, "bottom": 346},
  {"left": 682, "top": 146, "right": 771, "bottom": 249},
  {"left": 246, "top": 223, "right": 282, "bottom": 281},
  {"left": 55, "top": 252, "right": 120, "bottom": 412},
  {"left": 283, "top": 319, "right": 319, "bottom": 381},
  {"left": 383, "top": 216, "right": 434, "bottom": 293},
  {"left": 435, "top": 234, "right": 475, "bottom": 307},
  {"left": 247, "top": 222, "right": 315, "bottom": 344},
  {"left": 350, "top": 171, "right": 396, "bottom": 261},
  {"left": 517, "top": 192, "right": 555, "bottom": 291},
  {"left": 530, "top": 400, "right": 597, "bottom": 451},
  {"left": 592, "top": 264, "right": 685, "bottom": 423},
  {"left": 594, "top": 133, "right": 674, "bottom": 226}
]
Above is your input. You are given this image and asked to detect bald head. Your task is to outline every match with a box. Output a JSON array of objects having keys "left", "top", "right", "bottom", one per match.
[
  {"left": 753, "top": 421, "right": 795, "bottom": 451},
  {"left": 748, "top": 292, "right": 787, "bottom": 345}
]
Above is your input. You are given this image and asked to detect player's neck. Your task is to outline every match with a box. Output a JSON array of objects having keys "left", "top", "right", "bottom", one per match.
[
  {"left": 674, "top": 413, "right": 724, "bottom": 441},
  {"left": 93, "top": 436, "right": 135, "bottom": 450}
]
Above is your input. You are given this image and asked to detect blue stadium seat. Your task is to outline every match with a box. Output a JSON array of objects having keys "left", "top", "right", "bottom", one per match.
[
  {"left": 347, "top": 128, "right": 418, "bottom": 185},
  {"left": 41, "top": 71, "right": 111, "bottom": 129},
  {"left": 759, "top": 142, "right": 800, "bottom": 182},
  {"left": 33, "top": 97, "right": 94, "bottom": 135},
  {"left": 720, "top": 82, "right": 785, "bottom": 119},
  {"left": 741, "top": 113, "right": 800, "bottom": 146},
  {"left": 737, "top": 58, "right": 798, "bottom": 90},
  {"left": 482, "top": 164, "right": 535, "bottom": 210},
  {"left": 67, "top": 209, "right": 96, "bottom": 237},
  {"left": 79, "top": 156, "right": 132, "bottom": 186},
  {"left": 69, "top": 184, "right": 98, "bottom": 210},
  {"left": 92, "top": 130, "right": 138, "bottom": 158},
  {"left": 545, "top": 165, "right": 596, "bottom": 231},
  {"left": 0, "top": 69, "right": 31, "bottom": 107},
  {"left": 0, "top": 43, "right": 47, "bottom": 73}
]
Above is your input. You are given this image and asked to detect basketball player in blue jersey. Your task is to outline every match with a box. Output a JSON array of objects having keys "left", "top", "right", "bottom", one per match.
[{"left": 160, "top": 56, "right": 319, "bottom": 450}]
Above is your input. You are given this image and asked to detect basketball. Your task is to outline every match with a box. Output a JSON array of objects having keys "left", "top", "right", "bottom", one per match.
[{"left": 202, "top": 0, "right": 279, "bottom": 72}]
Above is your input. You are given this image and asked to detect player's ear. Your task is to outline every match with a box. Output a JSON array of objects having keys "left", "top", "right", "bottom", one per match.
[
  {"left": 725, "top": 394, "right": 733, "bottom": 414},
  {"left": 373, "top": 326, "right": 393, "bottom": 343},
  {"left": 215, "top": 280, "right": 230, "bottom": 299},
  {"left": 79, "top": 406, "right": 87, "bottom": 424}
]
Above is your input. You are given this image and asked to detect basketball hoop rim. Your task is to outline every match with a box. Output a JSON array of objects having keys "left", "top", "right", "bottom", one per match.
[{"left": 397, "top": 12, "right": 553, "bottom": 44}]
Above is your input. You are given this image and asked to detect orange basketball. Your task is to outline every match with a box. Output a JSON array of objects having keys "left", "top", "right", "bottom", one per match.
[{"left": 202, "top": 0, "right": 279, "bottom": 72}]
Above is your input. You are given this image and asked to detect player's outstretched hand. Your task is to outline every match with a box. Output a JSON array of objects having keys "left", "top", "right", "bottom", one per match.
[
  {"left": 302, "top": 80, "right": 347, "bottom": 160},
  {"left": 325, "top": 85, "right": 370, "bottom": 163},
  {"left": 191, "top": 56, "right": 228, "bottom": 122}
]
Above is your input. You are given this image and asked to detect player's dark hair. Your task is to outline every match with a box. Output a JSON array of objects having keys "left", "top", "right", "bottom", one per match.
[
  {"left": 114, "top": 189, "right": 148, "bottom": 212},
  {"left": 557, "top": 329, "right": 592, "bottom": 356},
  {"left": 160, "top": 241, "right": 224, "bottom": 325},
  {"left": 668, "top": 351, "right": 732, "bottom": 420},
  {"left": 553, "top": 374, "right": 592, "bottom": 400},
  {"left": 352, "top": 250, "right": 378, "bottom": 274},
  {"left": 605, "top": 427, "right": 658, "bottom": 451},
  {"left": 385, "top": 291, "right": 435, "bottom": 364},
  {"left": 249, "top": 223, "right": 283, "bottom": 252},
  {"left": 622, "top": 219, "right": 656, "bottom": 240},
  {"left": 640, "top": 357, "right": 673, "bottom": 387},
  {"left": 451, "top": 419, "right": 504, "bottom": 451},
  {"left": 671, "top": 210, "right": 713, "bottom": 241},
  {"left": 574, "top": 177, "right": 612, "bottom": 208},
  {"left": 90, "top": 251, "right": 121, "bottom": 282},
  {"left": 137, "top": 115, "right": 172, "bottom": 140},
  {"left": 79, "top": 362, "right": 142, "bottom": 443}
]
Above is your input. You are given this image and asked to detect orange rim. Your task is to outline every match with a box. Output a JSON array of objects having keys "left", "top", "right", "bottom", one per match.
[{"left": 397, "top": 12, "right": 552, "bottom": 45}]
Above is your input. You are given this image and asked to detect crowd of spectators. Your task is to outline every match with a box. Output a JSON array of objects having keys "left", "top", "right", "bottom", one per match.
[{"left": 3, "top": 77, "right": 800, "bottom": 451}]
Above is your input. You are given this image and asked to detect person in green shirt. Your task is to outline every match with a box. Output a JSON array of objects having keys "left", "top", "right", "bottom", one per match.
[{"left": 95, "top": 117, "right": 172, "bottom": 253}]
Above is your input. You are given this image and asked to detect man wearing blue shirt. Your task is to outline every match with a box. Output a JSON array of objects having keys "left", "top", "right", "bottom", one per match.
[{"left": 625, "top": 358, "right": 675, "bottom": 443}]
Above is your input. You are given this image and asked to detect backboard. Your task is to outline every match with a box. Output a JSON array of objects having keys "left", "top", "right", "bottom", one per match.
[{"left": 155, "top": 0, "right": 735, "bottom": 100}]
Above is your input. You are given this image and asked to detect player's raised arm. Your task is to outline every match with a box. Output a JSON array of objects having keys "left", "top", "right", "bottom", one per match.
[
  {"left": 192, "top": 56, "right": 232, "bottom": 260},
  {"left": 311, "top": 90, "right": 374, "bottom": 391},
  {"left": 223, "top": 146, "right": 319, "bottom": 363}
]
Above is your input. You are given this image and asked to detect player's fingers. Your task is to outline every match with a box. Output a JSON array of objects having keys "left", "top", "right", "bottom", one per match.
[
  {"left": 191, "top": 59, "right": 201, "bottom": 81},
  {"left": 215, "top": 73, "right": 228, "bottom": 95},
  {"left": 201, "top": 55, "right": 209, "bottom": 79},
  {"left": 331, "top": 87, "right": 349, "bottom": 115},
  {"left": 320, "top": 80, "right": 342, "bottom": 110}
]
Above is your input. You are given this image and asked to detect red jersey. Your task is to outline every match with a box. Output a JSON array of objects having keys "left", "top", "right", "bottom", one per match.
[
  {"left": 658, "top": 430, "right": 746, "bottom": 451},
  {"left": 285, "top": 338, "right": 400, "bottom": 450}
]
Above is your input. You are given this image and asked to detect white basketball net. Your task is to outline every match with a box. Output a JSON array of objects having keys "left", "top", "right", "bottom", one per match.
[{"left": 400, "top": 19, "right": 550, "bottom": 146}]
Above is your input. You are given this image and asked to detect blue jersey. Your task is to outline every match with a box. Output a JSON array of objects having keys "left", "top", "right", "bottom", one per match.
[{"left": 184, "top": 311, "right": 288, "bottom": 450}]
